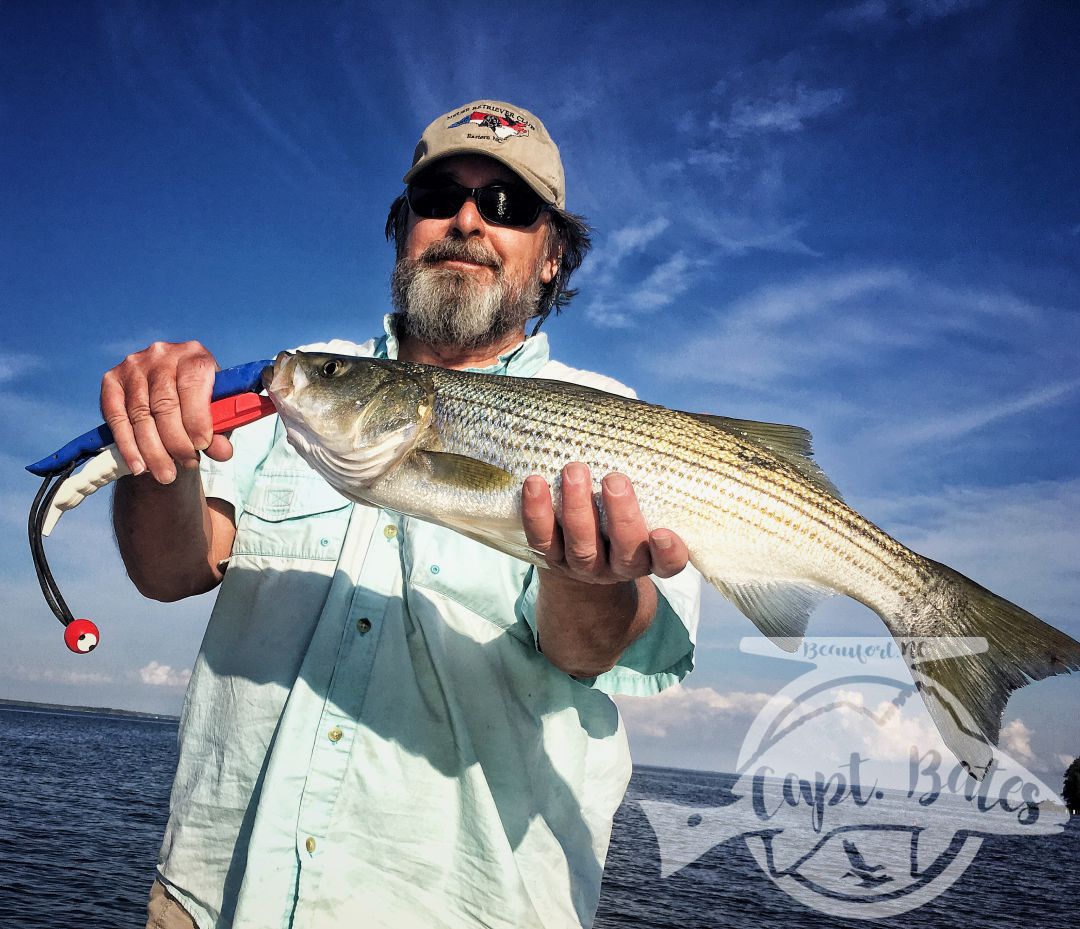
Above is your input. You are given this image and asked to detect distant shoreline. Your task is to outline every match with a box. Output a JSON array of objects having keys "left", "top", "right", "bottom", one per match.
[{"left": 0, "top": 697, "right": 179, "bottom": 723}]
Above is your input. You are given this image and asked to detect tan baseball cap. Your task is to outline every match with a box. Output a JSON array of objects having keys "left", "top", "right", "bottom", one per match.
[{"left": 403, "top": 100, "right": 566, "bottom": 209}]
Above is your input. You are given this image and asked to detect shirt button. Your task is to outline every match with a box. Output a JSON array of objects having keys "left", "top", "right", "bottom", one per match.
[
  {"left": 430, "top": 564, "right": 440, "bottom": 575},
  {"left": 327, "top": 726, "right": 344, "bottom": 743},
  {"left": 319, "top": 537, "right": 330, "bottom": 547},
  {"left": 383, "top": 524, "right": 398, "bottom": 539},
  {"left": 356, "top": 617, "right": 372, "bottom": 634},
  {"left": 305, "top": 837, "right": 316, "bottom": 854}
]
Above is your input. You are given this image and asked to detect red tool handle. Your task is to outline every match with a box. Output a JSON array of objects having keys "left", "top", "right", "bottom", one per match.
[{"left": 210, "top": 393, "right": 277, "bottom": 432}]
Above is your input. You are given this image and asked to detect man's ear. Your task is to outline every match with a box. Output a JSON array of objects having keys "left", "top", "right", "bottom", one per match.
[{"left": 541, "top": 240, "right": 561, "bottom": 285}]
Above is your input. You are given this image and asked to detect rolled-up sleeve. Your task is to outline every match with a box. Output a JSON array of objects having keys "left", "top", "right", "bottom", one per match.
[
  {"left": 199, "top": 416, "right": 279, "bottom": 514},
  {"left": 515, "top": 566, "right": 701, "bottom": 696}
]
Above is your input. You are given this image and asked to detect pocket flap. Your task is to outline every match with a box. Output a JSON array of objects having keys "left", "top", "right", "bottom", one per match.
[{"left": 243, "top": 471, "right": 351, "bottom": 522}]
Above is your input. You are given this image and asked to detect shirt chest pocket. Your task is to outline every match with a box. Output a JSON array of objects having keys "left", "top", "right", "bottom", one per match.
[
  {"left": 403, "top": 522, "right": 537, "bottom": 647},
  {"left": 233, "top": 471, "right": 353, "bottom": 561}
]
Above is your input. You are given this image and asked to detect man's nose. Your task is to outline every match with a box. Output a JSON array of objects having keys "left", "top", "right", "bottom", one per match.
[{"left": 450, "top": 196, "right": 485, "bottom": 237}]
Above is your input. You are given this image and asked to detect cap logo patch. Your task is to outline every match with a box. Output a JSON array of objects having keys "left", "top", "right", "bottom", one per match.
[{"left": 448, "top": 108, "right": 530, "bottom": 142}]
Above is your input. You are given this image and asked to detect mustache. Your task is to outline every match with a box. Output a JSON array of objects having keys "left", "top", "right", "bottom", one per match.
[{"left": 419, "top": 237, "right": 503, "bottom": 271}]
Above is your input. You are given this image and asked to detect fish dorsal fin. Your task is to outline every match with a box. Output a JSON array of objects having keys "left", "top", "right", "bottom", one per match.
[
  {"left": 713, "top": 579, "right": 833, "bottom": 651},
  {"left": 691, "top": 414, "right": 844, "bottom": 501},
  {"left": 414, "top": 450, "right": 518, "bottom": 491}
]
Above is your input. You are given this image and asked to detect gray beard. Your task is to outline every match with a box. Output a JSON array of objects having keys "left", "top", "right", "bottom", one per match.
[{"left": 390, "top": 238, "right": 543, "bottom": 351}]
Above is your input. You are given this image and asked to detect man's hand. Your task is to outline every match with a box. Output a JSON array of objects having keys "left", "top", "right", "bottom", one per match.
[
  {"left": 521, "top": 462, "right": 690, "bottom": 583},
  {"left": 101, "top": 340, "right": 231, "bottom": 483},
  {"left": 520, "top": 462, "right": 690, "bottom": 678},
  {"left": 104, "top": 340, "right": 239, "bottom": 600}
]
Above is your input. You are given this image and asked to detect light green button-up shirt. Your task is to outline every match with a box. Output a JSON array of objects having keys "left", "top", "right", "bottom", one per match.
[{"left": 159, "top": 322, "right": 700, "bottom": 929}]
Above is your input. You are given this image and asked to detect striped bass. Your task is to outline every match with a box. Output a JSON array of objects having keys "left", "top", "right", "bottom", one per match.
[{"left": 265, "top": 351, "right": 1080, "bottom": 779}]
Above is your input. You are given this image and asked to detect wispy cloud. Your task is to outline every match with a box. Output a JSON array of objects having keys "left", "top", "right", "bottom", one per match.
[
  {"left": 688, "top": 216, "right": 821, "bottom": 258},
  {"left": 644, "top": 267, "right": 1069, "bottom": 405},
  {"left": 0, "top": 351, "right": 45, "bottom": 384},
  {"left": 4, "top": 664, "right": 115, "bottom": 686},
  {"left": 829, "top": 0, "right": 988, "bottom": 29},
  {"left": 580, "top": 219, "right": 703, "bottom": 327},
  {"left": 650, "top": 73, "right": 846, "bottom": 263},
  {"left": 879, "top": 376, "right": 1080, "bottom": 447},
  {"left": 98, "top": 3, "right": 328, "bottom": 184},
  {"left": 634, "top": 263, "right": 1078, "bottom": 515},
  {"left": 0, "top": 391, "right": 97, "bottom": 455},
  {"left": 138, "top": 661, "right": 192, "bottom": 687},
  {"left": 726, "top": 85, "right": 847, "bottom": 136}
]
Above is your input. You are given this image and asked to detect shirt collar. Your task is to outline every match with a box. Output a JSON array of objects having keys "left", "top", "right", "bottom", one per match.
[{"left": 373, "top": 314, "right": 550, "bottom": 376}]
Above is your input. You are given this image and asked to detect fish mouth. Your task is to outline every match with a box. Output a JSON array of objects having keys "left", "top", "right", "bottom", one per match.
[{"left": 264, "top": 351, "right": 299, "bottom": 402}]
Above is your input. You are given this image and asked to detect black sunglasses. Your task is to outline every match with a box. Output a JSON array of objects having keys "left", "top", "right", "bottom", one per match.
[{"left": 406, "top": 180, "right": 546, "bottom": 228}]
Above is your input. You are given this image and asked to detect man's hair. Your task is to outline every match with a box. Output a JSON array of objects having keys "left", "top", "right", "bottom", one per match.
[{"left": 384, "top": 194, "right": 592, "bottom": 332}]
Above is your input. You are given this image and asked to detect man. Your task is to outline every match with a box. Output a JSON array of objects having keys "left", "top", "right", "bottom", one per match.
[{"left": 105, "top": 100, "right": 700, "bottom": 929}]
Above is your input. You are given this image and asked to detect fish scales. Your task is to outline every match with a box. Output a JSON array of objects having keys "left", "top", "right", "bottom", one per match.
[
  {"left": 266, "top": 351, "right": 1080, "bottom": 779},
  {"left": 431, "top": 369, "right": 909, "bottom": 592}
]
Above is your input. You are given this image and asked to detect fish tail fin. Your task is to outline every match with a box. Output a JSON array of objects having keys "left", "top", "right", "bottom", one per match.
[{"left": 886, "top": 558, "right": 1080, "bottom": 780}]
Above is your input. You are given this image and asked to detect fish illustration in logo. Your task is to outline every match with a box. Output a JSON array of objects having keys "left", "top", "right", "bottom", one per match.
[{"left": 449, "top": 110, "right": 529, "bottom": 141}]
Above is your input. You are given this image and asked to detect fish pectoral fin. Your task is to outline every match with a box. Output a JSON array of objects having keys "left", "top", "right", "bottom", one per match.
[
  {"left": 430, "top": 513, "right": 547, "bottom": 568},
  {"left": 714, "top": 578, "right": 833, "bottom": 651},
  {"left": 690, "top": 414, "right": 844, "bottom": 502},
  {"left": 415, "top": 451, "right": 519, "bottom": 492}
]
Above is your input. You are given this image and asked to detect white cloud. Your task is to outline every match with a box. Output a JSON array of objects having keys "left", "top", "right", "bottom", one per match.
[
  {"left": 615, "top": 685, "right": 773, "bottom": 738},
  {"left": 880, "top": 377, "right": 1080, "bottom": 447},
  {"left": 643, "top": 268, "right": 1073, "bottom": 429},
  {"left": 138, "top": 661, "right": 191, "bottom": 687},
  {"left": 826, "top": 687, "right": 951, "bottom": 764},
  {"left": 1001, "top": 718, "right": 1035, "bottom": 766},
  {"left": 683, "top": 148, "right": 737, "bottom": 175},
  {"left": 727, "top": 85, "right": 847, "bottom": 135},
  {"left": 625, "top": 252, "right": 695, "bottom": 314},
  {"left": 581, "top": 219, "right": 698, "bottom": 327},
  {"left": 3, "top": 664, "right": 115, "bottom": 686},
  {"left": 693, "top": 217, "right": 821, "bottom": 258},
  {"left": 0, "top": 352, "right": 45, "bottom": 384},
  {"left": 828, "top": 0, "right": 987, "bottom": 28},
  {"left": 606, "top": 218, "right": 671, "bottom": 260},
  {"left": 99, "top": 2, "right": 327, "bottom": 185},
  {"left": 830, "top": 0, "right": 891, "bottom": 26},
  {"left": 657, "top": 72, "right": 843, "bottom": 263},
  {"left": 904, "top": 0, "right": 988, "bottom": 24}
]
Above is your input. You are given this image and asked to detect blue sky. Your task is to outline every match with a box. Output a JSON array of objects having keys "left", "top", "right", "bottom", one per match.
[{"left": 2, "top": 1, "right": 1078, "bottom": 779}]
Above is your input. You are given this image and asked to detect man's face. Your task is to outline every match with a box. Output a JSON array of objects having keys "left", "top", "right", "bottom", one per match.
[{"left": 391, "top": 155, "right": 560, "bottom": 350}]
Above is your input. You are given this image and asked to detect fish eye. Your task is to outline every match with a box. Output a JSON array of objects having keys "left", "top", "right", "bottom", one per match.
[{"left": 320, "top": 359, "right": 347, "bottom": 378}]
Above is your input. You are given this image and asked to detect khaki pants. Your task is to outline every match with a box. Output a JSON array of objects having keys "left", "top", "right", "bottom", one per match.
[{"left": 146, "top": 880, "right": 197, "bottom": 929}]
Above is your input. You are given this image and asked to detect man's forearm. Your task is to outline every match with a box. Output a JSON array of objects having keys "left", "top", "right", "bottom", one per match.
[
  {"left": 535, "top": 572, "right": 658, "bottom": 678},
  {"left": 113, "top": 468, "right": 230, "bottom": 602}
]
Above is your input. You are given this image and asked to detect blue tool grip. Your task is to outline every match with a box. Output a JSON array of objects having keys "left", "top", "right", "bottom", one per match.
[
  {"left": 209, "top": 359, "right": 274, "bottom": 402},
  {"left": 25, "top": 359, "right": 275, "bottom": 477}
]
